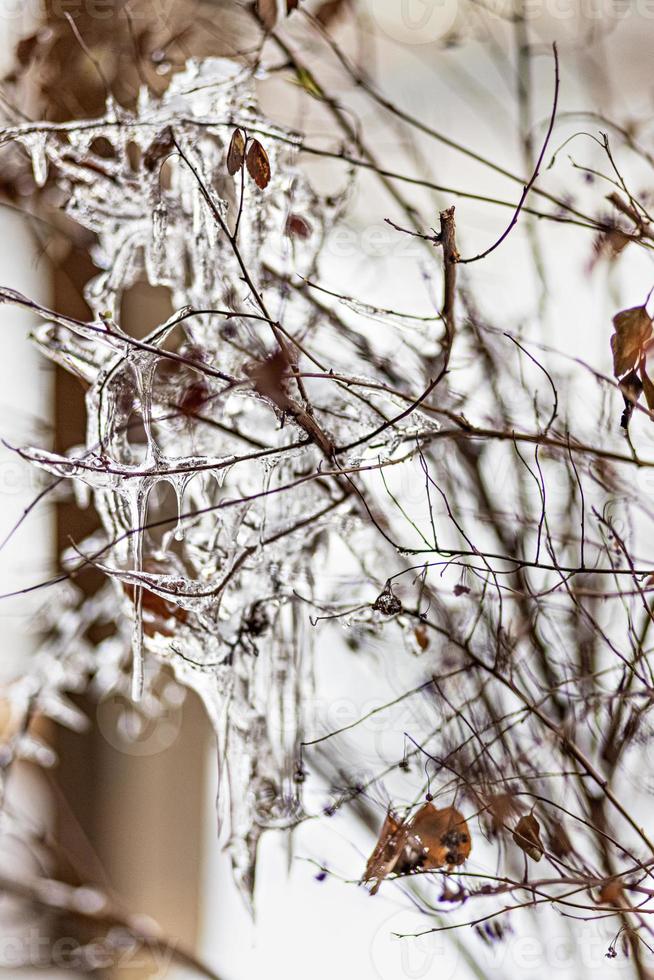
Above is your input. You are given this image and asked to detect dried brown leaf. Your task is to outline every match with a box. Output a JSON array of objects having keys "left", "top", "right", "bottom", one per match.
[
  {"left": 513, "top": 813, "right": 543, "bottom": 862},
  {"left": 246, "top": 139, "right": 272, "bottom": 190},
  {"left": 411, "top": 804, "right": 472, "bottom": 869},
  {"left": 285, "top": 213, "right": 312, "bottom": 239},
  {"left": 226, "top": 128, "right": 246, "bottom": 176},
  {"left": 362, "top": 802, "right": 471, "bottom": 895},
  {"left": 246, "top": 350, "right": 289, "bottom": 405},
  {"left": 414, "top": 625, "right": 429, "bottom": 651},
  {"left": 548, "top": 819, "right": 573, "bottom": 859},
  {"left": 256, "top": 0, "right": 279, "bottom": 29},
  {"left": 589, "top": 228, "right": 630, "bottom": 272},
  {"left": 143, "top": 126, "right": 175, "bottom": 173},
  {"left": 640, "top": 362, "right": 654, "bottom": 411},
  {"left": 16, "top": 33, "right": 40, "bottom": 69},
  {"left": 485, "top": 792, "right": 520, "bottom": 835},
  {"left": 611, "top": 305, "right": 652, "bottom": 377},
  {"left": 619, "top": 369, "right": 644, "bottom": 429},
  {"left": 362, "top": 810, "right": 408, "bottom": 895},
  {"left": 179, "top": 381, "right": 211, "bottom": 417},
  {"left": 598, "top": 881, "right": 624, "bottom": 906}
]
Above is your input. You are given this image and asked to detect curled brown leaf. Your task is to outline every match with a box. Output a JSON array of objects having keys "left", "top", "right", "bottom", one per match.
[
  {"left": 16, "top": 33, "right": 41, "bottom": 69},
  {"left": 548, "top": 819, "right": 573, "bottom": 859},
  {"left": 226, "top": 128, "right": 246, "bottom": 176},
  {"left": 362, "top": 802, "right": 471, "bottom": 894},
  {"left": 513, "top": 813, "right": 543, "bottom": 862},
  {"left": 362, "top": 810, "right": 407, "bottom": 895},
  {"left": 413, "top": 625, "right": 429, "bottom": 650},
  {"left": 611, "top": 305, "right": 652, "bottom": 378},
  {"left": 256, "top": 0, "right": 279, "bottom": 30},
  {"left": 412, "top": 804, "right": 472, "bottom": 869},
  {"left": 143, "top": 126, "right": 175, "bottom": 173},
  {"left": 640, "top": 361, "right": 654, "bottom": 412},
  {"left": 598, "top": 881, "right": 624, "bottom": 907},
  {"left": 246, "top": 139, "right": 272, "bottom": 190},
  {"left": 285, "top": 213, "right": 313, "bottom": 239},
  {"left": 619, "top": 369, "right": 643, "bottom": 430}
]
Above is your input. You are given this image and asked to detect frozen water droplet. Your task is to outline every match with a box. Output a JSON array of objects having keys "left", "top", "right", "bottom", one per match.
[{"left": 125, "top": 482, "right": 151, "bottom": 702}]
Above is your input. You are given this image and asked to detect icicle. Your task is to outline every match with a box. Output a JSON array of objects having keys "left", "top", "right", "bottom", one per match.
[
  {"left": 147, "top": 200, "right": 168, "bottom": 284},
  {"left": 125, "top": 481, "right": 151, "bottom": 701},
  {"left": 133, "top": 358, "right": 161, "bottom": 466},
  {"left": 28, "top": 132, "right": 49, "bottom": 187},
  {"left": 171, "top": 473, "right": 194, "bottom": 541},
  {"left": 258, "top": 457, "right": 277, "bottom": 548}
]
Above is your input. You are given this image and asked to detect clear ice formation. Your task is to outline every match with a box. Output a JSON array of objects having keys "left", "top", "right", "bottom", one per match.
[{"left": 1, "top": 59, "right": 439, "bottom": 899}]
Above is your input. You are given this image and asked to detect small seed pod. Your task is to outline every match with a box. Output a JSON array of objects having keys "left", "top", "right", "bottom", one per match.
[{"left": 373, "top": 587, "right": 402, "bottom": 616}]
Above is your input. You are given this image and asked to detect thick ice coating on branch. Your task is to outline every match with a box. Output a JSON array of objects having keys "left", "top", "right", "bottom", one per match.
[{"left": 2, "top": 58, "right": 439, "bottom": 900}]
